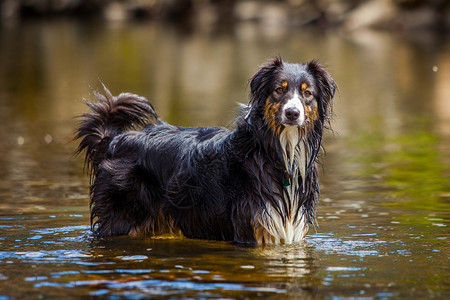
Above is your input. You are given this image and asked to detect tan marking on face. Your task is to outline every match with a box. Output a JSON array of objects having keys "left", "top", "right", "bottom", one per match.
[
  {"left": 304, "top": 102, "right": 319, "bottom": 132},
  {"left": 301, "top": 83, "right": 308, "bottom": 91},
  {"left": 282, "top": 81, "right": 288, "bottom": 89},
  {"left": 264, "top": 98, "right": 283, "bottom": 135}
]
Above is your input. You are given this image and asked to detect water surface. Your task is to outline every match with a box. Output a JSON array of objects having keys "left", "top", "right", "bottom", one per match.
[{"left": 0, "top": 20, "right": 449, "bottom": 299}]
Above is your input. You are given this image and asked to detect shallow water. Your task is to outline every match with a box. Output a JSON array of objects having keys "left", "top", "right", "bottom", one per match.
[{"left": 0, "top": 20, "right": 449, "bottom": 299}]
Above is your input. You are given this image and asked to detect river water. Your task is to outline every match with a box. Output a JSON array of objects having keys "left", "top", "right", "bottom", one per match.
[{"left": 0, "top": 20, "right": 449, "bottom": 299}]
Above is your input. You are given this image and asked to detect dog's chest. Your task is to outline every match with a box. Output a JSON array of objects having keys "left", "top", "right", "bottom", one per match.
[
  {"left": 254, "top": 127, "right": 311, "bottom": 244},
  {"left": 255, "top": 190, "right": 308, "bottom": 244}
]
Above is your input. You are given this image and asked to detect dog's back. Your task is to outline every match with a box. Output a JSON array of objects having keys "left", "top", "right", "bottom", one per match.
[{"left": 76, "top": 90, "right": 237, "bottom": 238}]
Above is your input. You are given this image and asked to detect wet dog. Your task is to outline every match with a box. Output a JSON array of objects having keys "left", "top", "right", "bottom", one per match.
[{"left": 75, "top": 57, "right": 336, "bottom": 244}]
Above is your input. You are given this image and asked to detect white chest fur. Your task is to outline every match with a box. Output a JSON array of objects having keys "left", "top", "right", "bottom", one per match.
[{"left": 255, "top": 126, "right": 312, "bottom": 244}]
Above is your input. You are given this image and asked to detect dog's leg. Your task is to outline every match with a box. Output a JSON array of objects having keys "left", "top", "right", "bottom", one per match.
[
  {"left": 231, "top": 205, "right": 257, "bottom": 244},
  {"left": 90, "top": 159, "right": 162, "bottom": 237},
  {"left": 90, "top": 165, "right": 133, "bottom": 236}
]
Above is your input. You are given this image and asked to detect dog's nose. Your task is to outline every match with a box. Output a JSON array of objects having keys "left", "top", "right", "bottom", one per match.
[{"left": 285, "top": 108, "right": 300, "bottom": 121}]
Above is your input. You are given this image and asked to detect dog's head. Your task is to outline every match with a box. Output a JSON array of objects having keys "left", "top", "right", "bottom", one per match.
[{"left": 248, "top": 57, "right": 337, "bottom": 136}]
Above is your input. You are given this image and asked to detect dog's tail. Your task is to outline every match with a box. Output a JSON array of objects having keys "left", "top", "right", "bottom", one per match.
[{"left": 75, "top": 84, "right": 159, "bottom": 175}]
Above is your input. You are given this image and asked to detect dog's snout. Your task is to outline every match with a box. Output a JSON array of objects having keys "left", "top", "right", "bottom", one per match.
[{"left": 285, "top": 108, "right": 300, "bottom": 121}]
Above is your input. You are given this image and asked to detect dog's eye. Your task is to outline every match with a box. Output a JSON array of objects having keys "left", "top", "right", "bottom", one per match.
[
  {"left": 304, "top": 90, "right": 312, "bottom": 97},
  {"left": 275, "top": 87, "right": 283, "bottom": 94}
]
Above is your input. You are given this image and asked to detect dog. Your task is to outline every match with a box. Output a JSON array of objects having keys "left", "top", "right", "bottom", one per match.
[{"left": 75, "top": 57, "right": 336, "bottom": 244}]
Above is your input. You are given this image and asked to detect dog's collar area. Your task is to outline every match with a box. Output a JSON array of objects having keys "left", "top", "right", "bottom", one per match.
[{"left": 284, "top": 171, "right": 290, "bottom": 186}]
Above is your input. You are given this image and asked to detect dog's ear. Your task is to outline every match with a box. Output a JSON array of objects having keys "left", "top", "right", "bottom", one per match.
[
  {"left": 249, "top": 57, "right": 283, "bottom": 101},
  {"left": 306, "top": 60, "right": 337, "bottom": 121}
]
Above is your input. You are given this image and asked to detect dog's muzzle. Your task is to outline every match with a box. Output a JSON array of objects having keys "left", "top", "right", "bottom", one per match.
[{"left": 281, "top": 92, "right": 305, "bottom": 127}]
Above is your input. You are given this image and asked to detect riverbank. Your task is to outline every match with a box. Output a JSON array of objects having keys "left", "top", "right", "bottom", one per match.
[{"left": 1, "top": 0, "right": 449, "bottom": 33}]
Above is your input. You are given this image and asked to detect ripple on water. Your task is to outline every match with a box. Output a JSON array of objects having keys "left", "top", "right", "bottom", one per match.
[
  {"left": 28, "top": 277, "right": 287, "bottom": 298},
  {"left": 0, "top": 249, "right": 100, "bottom": 265},
  {"left": 307, "top": 234, "right": 385, "bottom": 257},
  {"left": 116, "top": 255, "right": 149, "bottom": 261},
  {"left": 31, "top": 225, "right": 90, "bottom": 235}
]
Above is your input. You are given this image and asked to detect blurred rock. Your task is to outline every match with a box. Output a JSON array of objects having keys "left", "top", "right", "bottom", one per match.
[
  {"left": 103, "top": 2, "right": 128, "bottom": 22},
  {"left": 1, "top": 0, "right": 19, "bottom": 20},
  {"left": 234, "top": 1, "right": 288, "bottom": 27},
  {"left": 344, "top": 0, "right": 450, "bottom": 31},
  {"left": 344, "top": 0, "right": 396, "bottom": 31}
]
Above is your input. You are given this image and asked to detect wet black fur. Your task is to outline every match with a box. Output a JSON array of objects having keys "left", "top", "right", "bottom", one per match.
[{"left": 75, "top": 58, "right": 336, "bottom": 244}]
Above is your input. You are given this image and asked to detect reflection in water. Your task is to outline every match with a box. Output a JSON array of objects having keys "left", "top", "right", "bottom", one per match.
[
  {"left": 254, "top": 243, "right": 312, "bottom": 277},
  {"left": 0, "top": 19, "right": 449, "bottom": 298},
  {"left": 1, "top": 225, "right": 321, "bottom": 298}
]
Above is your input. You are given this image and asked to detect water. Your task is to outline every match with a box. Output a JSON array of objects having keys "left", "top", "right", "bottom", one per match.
[{"left": 0, "top": 20, "right": 449, "bottom": 299}]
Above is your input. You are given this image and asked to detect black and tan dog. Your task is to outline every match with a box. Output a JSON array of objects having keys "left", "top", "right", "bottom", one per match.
[{"left": 76, "top": 57, "right": 336, "bottom": 244}]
